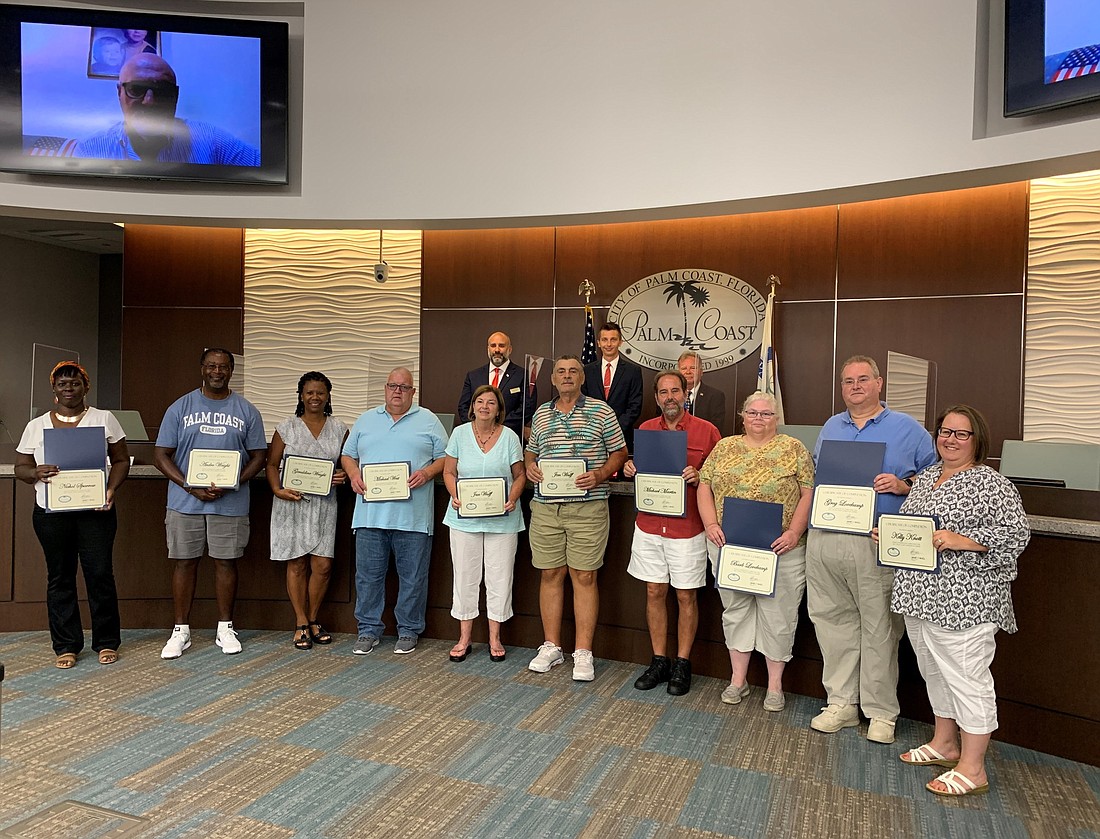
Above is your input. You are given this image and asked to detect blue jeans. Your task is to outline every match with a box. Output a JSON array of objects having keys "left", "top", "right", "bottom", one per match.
[{"left": 354, "top": 528, "right": 432, "bottom": 638}]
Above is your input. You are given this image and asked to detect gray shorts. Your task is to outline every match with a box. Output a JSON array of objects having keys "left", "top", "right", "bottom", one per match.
[{"left": 165, "top": 510, "right": 250, "bottom": 560}]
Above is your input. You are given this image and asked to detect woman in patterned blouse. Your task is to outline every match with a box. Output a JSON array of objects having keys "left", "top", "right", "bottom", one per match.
[
  {"left": 888, "top": 405, "right": 1029, "bottom": 797},
  {"left": 697, "top": 392, "right": 814, "bottom": 712}
]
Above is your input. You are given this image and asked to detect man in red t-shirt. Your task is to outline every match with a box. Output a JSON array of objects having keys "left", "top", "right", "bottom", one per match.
[{"left": 623, "top": 370, "right": 721, "bottom": 696}]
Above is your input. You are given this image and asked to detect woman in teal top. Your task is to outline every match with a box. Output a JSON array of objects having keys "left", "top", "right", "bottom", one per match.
[{"left": 443, "top": 385, "right": 526, "bottom": 662}]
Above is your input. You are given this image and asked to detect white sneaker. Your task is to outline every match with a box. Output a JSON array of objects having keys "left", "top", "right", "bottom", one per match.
[
  {"left": 528, "top": 642, "right": 564, "bottom": 673},
  {"left": 810, "top": 703, "right": 860, "bottom": 733},
  {"left": 216, "top": 622, "right": 242, "bottom": 655},
  {"left": 161, "top": 626, "right": 191, "bottom": 660},
  {"left": 867, "top": 718, "right": 896, "bottom": 744},
  {"left": 572, "top": 649, "right": 595, "bottom": 682}
]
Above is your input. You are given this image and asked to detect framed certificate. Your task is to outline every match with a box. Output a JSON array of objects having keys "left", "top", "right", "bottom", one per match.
[
  {"left": 810, "top": 485, "right": 876, "bottom": 534},
  {"left": 456, "top": 477, "right": 507, "bottom": 518},
  {"left": 536, "top": 458, "right": 588, "bottom": 498},
  {"left": 185, "top": 449, "right": 242, "bottom": 489},
  {"left": 281, "top": 455, "right": 335, "bottom": 497},
  {"left": 877, "top": 514, "right": 940, "bottom": 573},
  {"left": 715, "top": 545, "right": 779, "bottom": 597},
  {"left": 634, "top": 473, "right": 686, "bottom": 517},
  {"left": 46, "top": 469, "right": 107, "bottom": 511},
  {"left": 360, "top": 462, "right": 411, "bottom": 501}
]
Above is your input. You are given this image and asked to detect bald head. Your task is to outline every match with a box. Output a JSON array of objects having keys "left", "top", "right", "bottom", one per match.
[
  {"left": 487, "top": 332, "right": 512, "bottom": 366},
  {"left": 119, "top": 53, "right": 176, "bottom": 85},
  {"left": 117, "top": 54, "right": 179, "bottom": 143}
]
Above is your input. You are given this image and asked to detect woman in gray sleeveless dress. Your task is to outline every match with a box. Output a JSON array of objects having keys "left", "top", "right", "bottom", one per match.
[{"left": 267, "top": 372, "right": 348, "bottom": 649}]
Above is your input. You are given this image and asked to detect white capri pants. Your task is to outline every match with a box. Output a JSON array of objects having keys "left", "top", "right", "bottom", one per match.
[
  {"left": 449, "top": 530, "right": 518, "bottom": 622},
  {"left": 708, "top": 542, "right": 806, "bottom": 662},
  {"left": 904, "top": 615, "right": 999, "bottom": 735}
]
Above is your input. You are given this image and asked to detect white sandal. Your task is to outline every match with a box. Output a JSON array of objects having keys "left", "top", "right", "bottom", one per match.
[
  {"left": 927, "top": 769, "right": 990, "bottom": 797},
  {"left": 900, "top": 744, "right": 959, "bottom": 768}
]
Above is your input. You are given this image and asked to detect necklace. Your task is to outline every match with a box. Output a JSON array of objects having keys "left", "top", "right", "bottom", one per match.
[
  {"left": 473, "top": 423, "right": 498, "bottom": 449},
  {"left": 53, "top": 407, "right": 88, "bottom": 424}
]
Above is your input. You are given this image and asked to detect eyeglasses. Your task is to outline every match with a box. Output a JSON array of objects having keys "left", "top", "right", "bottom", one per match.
[
  {"left": 937, "top": 427, "right": 974, "bottom": 441},
  {"left": 841, "top": 375, "right": 875, "bottom": 387},
  {"left": 743, "top": 410, "right": 776, "bottom": 419},
  {"left": 119, "top": 81, "right": 179, "bottom": 100},
  {"left": 202, "top": 363, "right": 231, "bottom": 372},
  {"left": 385, "top": 383, "right": 414, "bottom": 393}
]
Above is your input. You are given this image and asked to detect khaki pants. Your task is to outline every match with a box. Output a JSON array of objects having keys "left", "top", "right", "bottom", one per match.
[{"left": 806, "top": 529, "right": 903, "bottom": 721}]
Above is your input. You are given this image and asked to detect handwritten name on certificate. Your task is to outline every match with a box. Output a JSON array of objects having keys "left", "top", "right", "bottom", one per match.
[
  {"left": 457, "top": 477, "right": 507, "bottom": 518},
  {"left": 360, "top": 462, "right": 411, "bottom": 501},
  {"left": 716, "top": 545, "right": 779, "bottom": 597},
  {"left": 46, "top": 469, "right": 106, "bottom": 511},
  {"left": 634, "top": 473, "right": 686, "bottom": 517},
  {"left": 186, "top": 449, "right": 242, "bottom": 489},
  {"left": 282, "top": 455, "right": 335, "bottom": 496},
  {"left": 537, "top": 458, "right": 587, "bottom": 498},
  {"left": 877, "top": 514, "right": 940, "bottom": 572},
  {"left": 810, "top": 485, "right": 876, "bottom": 534}
]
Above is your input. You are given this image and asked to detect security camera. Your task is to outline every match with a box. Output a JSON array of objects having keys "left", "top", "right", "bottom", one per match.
[{"left": 374, "top": 262, "right": 389, "bottom": 284}]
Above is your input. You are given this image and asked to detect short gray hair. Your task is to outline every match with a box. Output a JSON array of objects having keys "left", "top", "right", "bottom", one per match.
[{"left": 740, "top": 391, "right": 777, "bottom": 413}]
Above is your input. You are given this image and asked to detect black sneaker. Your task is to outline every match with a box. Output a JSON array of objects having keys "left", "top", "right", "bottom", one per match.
[
  {"left": 667, "top": 657, "right": 692, "bottom": 696},
  {"left": 633, "top": 655, "right": 671, "bottom": 690}
]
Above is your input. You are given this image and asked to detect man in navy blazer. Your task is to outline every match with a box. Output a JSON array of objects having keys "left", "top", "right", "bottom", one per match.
[
  {"left": 456, "top": 331, "right": 532, "bottom": 439},
  {"left": 678, "top": 351, "right": 728, "bottom": 435},
  {"left": 581, "top": 322, "right": 643, "bottom": 451}
]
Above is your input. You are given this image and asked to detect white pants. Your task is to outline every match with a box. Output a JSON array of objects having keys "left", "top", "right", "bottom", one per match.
[
  {"left": 905, "top": 615, "right": 999, "bottom": 735},
  {"left": 709, "top": 542, "right": 806, "bottom": 662},
  {"left": 449, "top": 530, "right": 518, "bottom": 622}
]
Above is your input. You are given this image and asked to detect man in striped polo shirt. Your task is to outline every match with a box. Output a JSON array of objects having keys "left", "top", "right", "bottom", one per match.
[{"left": 525, "top": 355, "right": 629, "bottom": 682}]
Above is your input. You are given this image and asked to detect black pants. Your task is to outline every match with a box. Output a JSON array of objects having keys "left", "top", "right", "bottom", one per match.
[{"left": 32, "top": 505, "right": 121, "bottom": 655}]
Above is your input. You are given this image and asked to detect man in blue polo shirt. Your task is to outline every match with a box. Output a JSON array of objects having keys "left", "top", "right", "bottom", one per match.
[
  {"left": 806, "top": 355, "right": 936, "bottom": 744},
  {"left": 341, "top": 367, "right": 447, "bottom": 656}
]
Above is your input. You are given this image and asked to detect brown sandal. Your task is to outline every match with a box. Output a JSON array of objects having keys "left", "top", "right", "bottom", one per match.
[
  {"left": 55, "top": 653, "right": 77, "bottom": 669},
  {"left": 98, "top": 649, "right": 119, "bottom": 665}
]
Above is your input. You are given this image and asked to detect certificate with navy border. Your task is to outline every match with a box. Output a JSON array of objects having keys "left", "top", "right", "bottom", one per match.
[
  {"left": 360, "top": 462, "right": 411, "bottom": 501},
  {"left": 46, "top": 468, "right": 106, "bottom": 511},
  {"left": 457, "top": 477, "right": 507, "bottom": 518},
  {"left": 810, "top": 485, "right": 877, "bottom": 534},
  {"left": 716, "top": 545, "right": 779, "bottom": 597},
  {"left": 536, "top": 458, "right": 588, "bottom": 498},
  {"left": 634, "top": 473, "right": 686, "bottom": 516},
  {"left": 185, "top": 448, "right": 242, "bottom": 489},
  {"left": 281, "top": 455, "right": 335, "bottom": 497},
  {"left": 877, "top": 514, "right": 940, "bottom": 573}
]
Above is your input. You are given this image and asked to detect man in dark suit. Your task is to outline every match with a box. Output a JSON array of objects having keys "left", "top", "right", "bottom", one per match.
[
  {"left": 581, "top": 322, "right": 643, "bottom": 451},
  {"left": 456, "top": 331, "right": 531, "bottom": 439},
  {"left": 678, "top": 351, "right": 727, "bottom": 435}
]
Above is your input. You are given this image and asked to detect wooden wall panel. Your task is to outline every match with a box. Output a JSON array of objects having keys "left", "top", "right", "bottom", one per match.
[
  {"left": 837, "top": 183, "right": 1029, "bottom": 299},
  {"left": 421, "top": 227, "right": 556, "bottom": 309},
  {"left": 773, "top": 301, "right": 836, "bottom": 425},
  {"left": 123, "top": 225, "right": 245, "bottom": 308},
  {"left": 835, "top": 297, "right": 1024, "bottom": 453},
  {"left": 0, "top": 478, "right": 11, "bottom": 601}
]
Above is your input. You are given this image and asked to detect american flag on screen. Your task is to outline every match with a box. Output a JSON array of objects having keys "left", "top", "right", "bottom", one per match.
[
  {"left": 1050, "top": 44, "right": 1100, "bottom": 82},
  {"left": 28, "top": 137, "right": 77, "bottom": 156},
  {"left": 582, "top": 305, "right": 598, "bottom": 364}
]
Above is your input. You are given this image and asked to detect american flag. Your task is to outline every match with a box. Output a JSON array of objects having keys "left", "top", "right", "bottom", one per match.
[
  {"left": 582, "top": 305, "right": 598, "bottom": 364},
  {"left": 28, "top": 137, "right": 77, "bottom": 156},
  {"left": 1050, "top": 44, "right": 1100, "bottom": 82}
]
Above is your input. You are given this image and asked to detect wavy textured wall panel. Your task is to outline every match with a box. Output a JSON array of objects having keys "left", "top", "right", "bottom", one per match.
[
  {"left": 243, "top": 229, "right": 423, "bottom": 436},
  {"left": 1026, "top": 172, "right": 1100, "bottom": 444}
]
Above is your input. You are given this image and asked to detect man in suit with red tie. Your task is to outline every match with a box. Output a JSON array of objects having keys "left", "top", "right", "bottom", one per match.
[
  {"left": 457, "top": 332, "right": 532, "bottom": 440},
  {"left": 581, "top": 322, "right": 643, "bottom": 452},
  {"left": 678, "top": 351, "right": 728, "bottom": 435}
]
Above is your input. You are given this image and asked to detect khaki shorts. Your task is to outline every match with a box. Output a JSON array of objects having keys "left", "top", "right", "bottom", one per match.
[
  {"left": 529, "top": 499, "right": 609, "bottom": 571},
  {"left": 165, "top": 510, "right": 250, "bottom": 560}
]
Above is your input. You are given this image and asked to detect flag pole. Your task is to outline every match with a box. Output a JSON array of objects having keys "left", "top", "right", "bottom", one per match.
[{"left": 758, "top": 274, "right": 785, "bottom": 424}]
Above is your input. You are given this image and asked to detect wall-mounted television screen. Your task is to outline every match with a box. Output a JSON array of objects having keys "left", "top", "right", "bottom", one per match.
[
  {"left": 1005, "top": 0, "right": 1100, "bottom": 117},
  {"left": 0, "top": 4, "right": 288, "bottom": 184}
]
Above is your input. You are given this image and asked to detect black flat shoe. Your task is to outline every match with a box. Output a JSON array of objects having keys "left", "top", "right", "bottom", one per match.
[
  {"left": 490, "top": 648, "right": 506, "bottom": 662},
  {"left": 449, "top": 645, "right": 471, "bottom": 662},
  {"left": 308, "top": 622, "right": 333, "bottom": 645},
  {"left": 294, "top": 625, "right": 312, "bottom": 650}
]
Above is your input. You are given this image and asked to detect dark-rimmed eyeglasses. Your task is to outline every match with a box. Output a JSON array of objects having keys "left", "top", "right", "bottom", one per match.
[
  {"left": 937, "top": 427, "right": 973, "bottom": 441},
  {"left": 385, "top": 383, "right": 414, "bottom": 393},
  {"left": 742, "top": 410, "right": 776, "bottom": 419},
  {"left": 119, "top": 81, "right": 179, "bottom": 100}
]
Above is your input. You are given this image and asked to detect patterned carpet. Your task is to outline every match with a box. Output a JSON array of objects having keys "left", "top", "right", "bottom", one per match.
[{"left": 0, "top": 630, "right": 1097, "bottom": 839}]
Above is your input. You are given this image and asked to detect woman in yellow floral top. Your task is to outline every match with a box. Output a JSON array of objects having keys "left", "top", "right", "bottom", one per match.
[{"left": 698, "top": 392, "right": 814, "bottom": 712}]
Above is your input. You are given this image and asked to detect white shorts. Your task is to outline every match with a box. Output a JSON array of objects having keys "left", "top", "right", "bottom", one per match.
[{"left": 627, "top": 526, "right": 707, "bottom": 589}]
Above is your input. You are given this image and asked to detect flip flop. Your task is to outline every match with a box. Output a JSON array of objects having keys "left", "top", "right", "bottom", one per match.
[
  {"left": 98, "top": 649, "right": 119, "bottom": 665},
  {"left": 55, "top": 653, "right": 77, "bottom": 669},
  {"left": 900, "top": 744, "right": 959, "bottom": 768},
  {"left": 927, "top": 769, "right": 990, "bottom": 797}
]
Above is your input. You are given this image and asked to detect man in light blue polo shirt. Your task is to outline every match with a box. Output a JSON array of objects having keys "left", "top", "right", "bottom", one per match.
[{"left": 341, "top": 367, "right": 447, "bottom": 656}]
